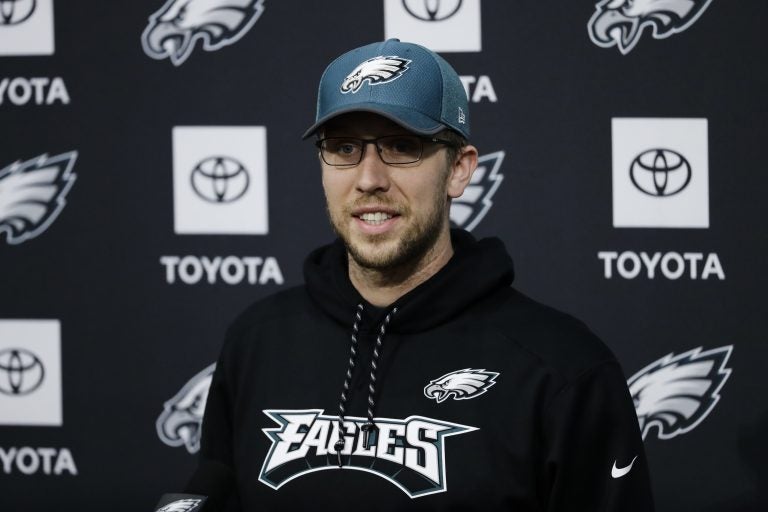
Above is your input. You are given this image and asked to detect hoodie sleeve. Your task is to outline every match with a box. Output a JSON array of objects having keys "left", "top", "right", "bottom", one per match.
[
  {"left": 542, "top": 361, "right": 654, "bottom": 511},
  {"left": 199, "top": 355, "right": 234, "bottom": 468},
  {"left": 192, "top": 339, "right": 241, "bottom": 511}
]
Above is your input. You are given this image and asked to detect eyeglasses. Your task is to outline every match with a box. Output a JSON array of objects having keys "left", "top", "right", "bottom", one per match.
[{"left": 315, "top": 135, "right": 454, "bottom": 167}]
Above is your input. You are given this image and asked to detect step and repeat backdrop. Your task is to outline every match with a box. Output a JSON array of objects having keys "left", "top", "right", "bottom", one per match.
[{"left": 1, "top": 1, "right": 766, "bottom": 510}]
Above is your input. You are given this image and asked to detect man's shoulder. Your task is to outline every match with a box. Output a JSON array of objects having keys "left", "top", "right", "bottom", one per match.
[{"left": 482, "top": 287, "right": 618, "bottom": 381}]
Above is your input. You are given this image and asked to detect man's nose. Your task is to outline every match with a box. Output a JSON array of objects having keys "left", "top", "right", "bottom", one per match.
[{"left": 355, "top": 141, "right": 391, "bottom": 193}]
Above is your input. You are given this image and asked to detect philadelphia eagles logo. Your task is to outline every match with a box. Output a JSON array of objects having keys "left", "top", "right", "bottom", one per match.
[
  {"left": 450, "top": 151, "right": 504, "bottom": 232},
  {"left": 260, "top": 409, "right": 476, "bottom": 498},
  {"left": 628, "top": 345, "right": 732, "bottom": 440},
  {"left": 340, "top": 56, "right": 411, "bottom": 94},
  {"left": 0, "top": 152, "right": 78, "bottom": 245},
  {"left": 424, "top": 368, "right": 499, "bottom": 403},
  {"left": 588, "top": 0, "right": 713, "bottom": 55},
  {"left": 156, "top": 363, "right": 215, "bottom": 453},
  {"left": 141, "top": 0, "right": 265, "bottom": 66},
  {"left": 155, "top": 499, "right": 204, "bottom": 512}
]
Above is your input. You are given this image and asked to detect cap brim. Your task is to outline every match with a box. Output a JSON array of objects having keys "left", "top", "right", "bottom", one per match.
[{"left": 302, "top": 103, "right": 446, "bottom": 139}]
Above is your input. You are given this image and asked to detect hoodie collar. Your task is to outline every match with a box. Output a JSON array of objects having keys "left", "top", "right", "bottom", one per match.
[{"left": 303, "top": 229, "right": 515, "bottom": 334}]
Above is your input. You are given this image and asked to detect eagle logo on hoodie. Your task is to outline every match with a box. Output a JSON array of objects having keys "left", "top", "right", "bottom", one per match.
[
  {"left": 424, "top": 368, "right": 500, "bottom": 403},
  {"left": 141, "top": 0, "right": 265, "bottom": 66},
  {"left": 587, "top": 0, "right": 713, "bottom": 55}
]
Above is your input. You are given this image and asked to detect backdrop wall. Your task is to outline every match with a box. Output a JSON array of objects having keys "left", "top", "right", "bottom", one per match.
[{"left": 1, "top": 1, "right": 766, "bottom": 510}]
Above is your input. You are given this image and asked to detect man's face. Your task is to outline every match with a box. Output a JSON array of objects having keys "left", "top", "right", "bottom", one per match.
[{"left": 320, "top": 112, "right": 453, "bottom": 270}]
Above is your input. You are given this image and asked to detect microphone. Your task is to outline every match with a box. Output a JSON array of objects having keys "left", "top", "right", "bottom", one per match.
[
  {"left": 154, "top": 494, "right": 207, "bottom": 512},
  {"left": 154, "top": 460, "right": 235, "bottom": 511}
]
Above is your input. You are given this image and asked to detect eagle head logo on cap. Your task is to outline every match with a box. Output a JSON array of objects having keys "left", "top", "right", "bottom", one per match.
[{"left": 340, "top": 55, "right": 411, "bottom": 94}]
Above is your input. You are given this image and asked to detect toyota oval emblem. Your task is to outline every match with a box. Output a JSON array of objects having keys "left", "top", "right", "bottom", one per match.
[
  {"left": 0, "top": 347, "right": 45, "bottom": 396},
  {"left": 402, "top": 0, "right": 463, "bottom": 22},
  {"left": 190, "top": 156, "right": 250, "bottom": 203},
  {"left": 0, "top": 0, "right": 37, "bottom": 26},
  {"left": 629, "top": 148, "right": 692, "bottom": 197}
]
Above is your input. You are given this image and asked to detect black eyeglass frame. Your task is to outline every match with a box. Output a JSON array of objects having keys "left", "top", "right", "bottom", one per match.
[{"left": 314, "top": 135, "right": 455, "bottom": 167}]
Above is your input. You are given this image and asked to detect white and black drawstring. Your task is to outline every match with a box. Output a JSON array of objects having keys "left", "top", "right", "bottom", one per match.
[
  {"left": 334, "top": 304, "right": 363, "bottom": 467},
  {"left": 334, "top": 304, "right": 398, "bottom": 467}
]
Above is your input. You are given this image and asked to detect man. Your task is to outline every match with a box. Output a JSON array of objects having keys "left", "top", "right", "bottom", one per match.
[{"left": 195, "top": 39, "right": 654, "bottom": 511}]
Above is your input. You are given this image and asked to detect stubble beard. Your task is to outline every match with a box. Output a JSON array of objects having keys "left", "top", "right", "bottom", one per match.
[{"left": 327, "top": 190, "right": 449, "bottom": 272}]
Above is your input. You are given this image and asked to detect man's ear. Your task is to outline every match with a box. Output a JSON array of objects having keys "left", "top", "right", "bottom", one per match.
[{"left": 447, "top": 144, "right": 479, "bottom": 199}]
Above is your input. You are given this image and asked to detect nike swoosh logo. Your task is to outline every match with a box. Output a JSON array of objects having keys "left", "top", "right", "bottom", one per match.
[{"left": 611, "top": 456, "right": 638, "bottom": 478}]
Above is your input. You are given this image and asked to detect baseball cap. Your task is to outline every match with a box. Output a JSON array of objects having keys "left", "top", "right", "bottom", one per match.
[{"left": 303, "top": 39, "right": 470, "bottom": 139}]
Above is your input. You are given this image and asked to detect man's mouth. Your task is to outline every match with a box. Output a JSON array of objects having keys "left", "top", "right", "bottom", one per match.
[
  {"left": 358, "top": 212, "right": 395, "bottom": 225},
  {"left": 351, "top": 205, "right": 402, "bottom": 228}
]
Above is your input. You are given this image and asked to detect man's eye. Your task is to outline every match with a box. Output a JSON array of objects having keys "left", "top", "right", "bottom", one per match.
[
  {"left": 337, "top": 143, "right": 358, "bottom": 155},
  {"left": 386, "top": 137, "right": 420, "bottom": 154},
  {"left": 325, "top": 140, "right": 359, "bottom": 155}
]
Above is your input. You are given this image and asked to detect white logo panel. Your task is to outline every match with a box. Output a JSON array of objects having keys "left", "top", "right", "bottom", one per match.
[
  {"left": 0, "top": 0, "right": 55, "bottom": 56},
  {"left": 173, "top": 126, "right": 268, "bottom": 235},
  {"left": 0, "top": 319, "right": 62, "bottom": 426},
  {"left": 384, "top": 0, "right": 481, "bottom": 52},
  {"left": 612, "top": 118, "right": 709, "bottom": 228}
]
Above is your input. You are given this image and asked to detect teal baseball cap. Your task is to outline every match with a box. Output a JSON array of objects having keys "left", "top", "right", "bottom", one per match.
[{"left": 303, "top": 39, "right": 470, "bottom": 139}]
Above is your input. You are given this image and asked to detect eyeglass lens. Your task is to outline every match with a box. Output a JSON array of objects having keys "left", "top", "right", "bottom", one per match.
[{"left": 320, "top": 135, "right": 424, "bottom": 166}]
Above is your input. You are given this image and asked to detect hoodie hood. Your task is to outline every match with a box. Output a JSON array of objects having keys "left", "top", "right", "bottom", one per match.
[{"left": 303, "top": 229, "right": 515, "bottom": 334}]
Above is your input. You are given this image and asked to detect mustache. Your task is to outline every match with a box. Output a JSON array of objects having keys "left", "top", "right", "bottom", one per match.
[{"left": 343, "top": 195, "right": 408, "bottom": 216}]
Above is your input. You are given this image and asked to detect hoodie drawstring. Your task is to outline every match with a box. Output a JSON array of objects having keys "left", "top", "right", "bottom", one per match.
[
  {"left": 334, "top": 304, "right": 397, "bottom": 467},
  {"left": 335, "top": 304, "right": 363, "bottom": 467},
  {"left": 361, "top": 307, "right": 397, "bottom": 449}
]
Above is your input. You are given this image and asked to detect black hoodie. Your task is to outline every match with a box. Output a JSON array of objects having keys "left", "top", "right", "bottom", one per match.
[{"left": 198, "top": 230, "right": 654, "bottom": 511}]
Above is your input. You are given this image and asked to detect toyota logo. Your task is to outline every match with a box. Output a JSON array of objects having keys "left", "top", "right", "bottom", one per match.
[
  {"left": 190, "top": 156, "right": 250, "bottom": 203},
  {"left": 0, "top": 347, "right": 45, "bottom": 396},
  {"left": 402, "top": 0, "right": 463, "bottom": 21},
  {"left": 630, "top": 148, "right": 692, "bottom": 197},
  {"left": 0, "top": 0, "right": 36, "bottom": 26}
]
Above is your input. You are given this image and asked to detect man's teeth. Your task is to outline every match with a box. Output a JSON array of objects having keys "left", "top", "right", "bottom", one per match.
[{"left": 359, "top": 212, "right": 393, "bottom": 225}]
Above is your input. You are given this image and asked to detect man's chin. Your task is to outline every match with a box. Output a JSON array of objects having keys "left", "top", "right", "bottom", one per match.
[
  {"left": 346, "top": 235, "right": 402, "bottom": 269},
  {"left": 331, "top": 210, "right": 445, "bottom": 271}
]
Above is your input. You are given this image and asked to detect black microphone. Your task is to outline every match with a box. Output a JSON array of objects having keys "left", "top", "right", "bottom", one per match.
[
  {"left": 154, "top": 460, "right": 235, "bottom": 512},
  {"left": 154, "top": 494, "right": 207, "bottom": 512}
]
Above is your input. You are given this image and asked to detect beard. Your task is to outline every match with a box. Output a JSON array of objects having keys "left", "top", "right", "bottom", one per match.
[{"left": 326, "top": 189, "right": 448, "bottom": 272}]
